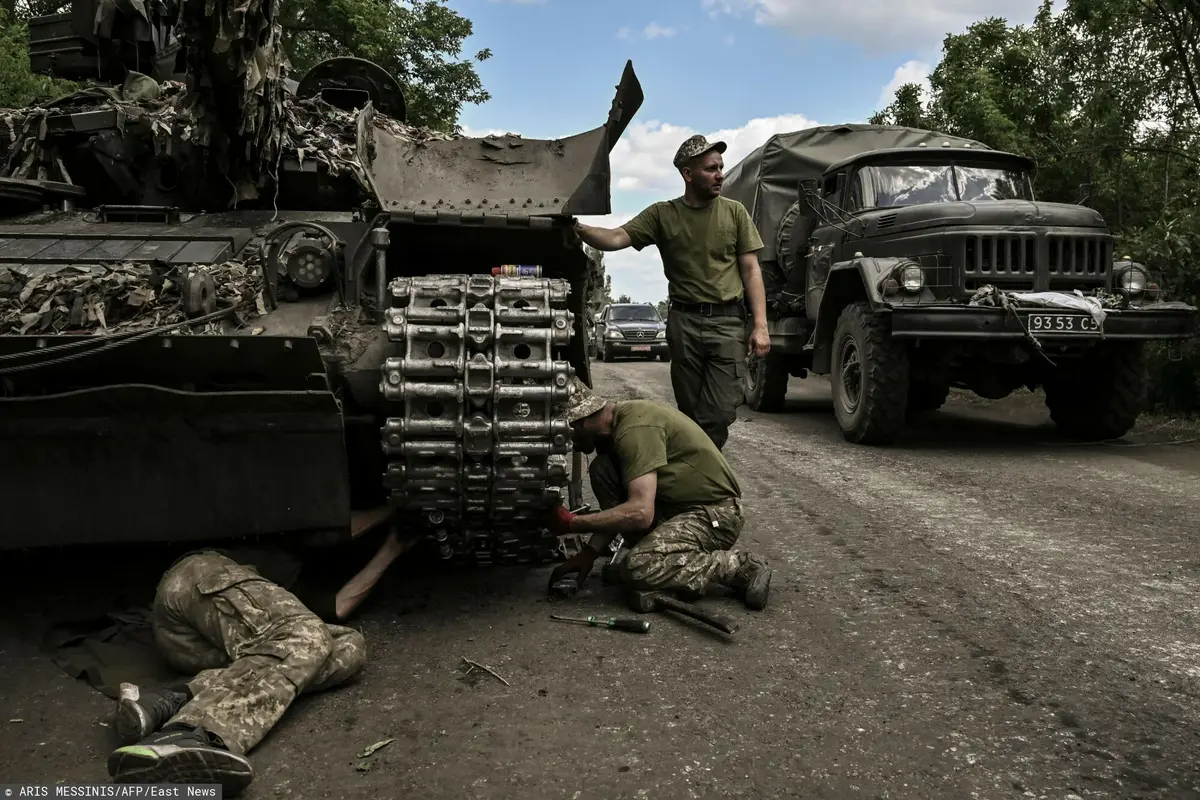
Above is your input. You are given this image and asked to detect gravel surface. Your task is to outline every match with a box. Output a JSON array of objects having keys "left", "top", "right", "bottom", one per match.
[{"left": 1, "top": 360, "right": 1199, "bottom": 799}]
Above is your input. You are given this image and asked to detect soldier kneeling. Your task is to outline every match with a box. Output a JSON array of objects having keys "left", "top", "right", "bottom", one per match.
[
  {"left": 106, "top": 528, "right": 414, "bottom": 795},
  {"left": 546, "top": 378, "right": 772, "bottom": 607}
]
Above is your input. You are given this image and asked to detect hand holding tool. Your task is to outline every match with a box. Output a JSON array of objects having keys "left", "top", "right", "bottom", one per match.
[
  {"left": 551, "top": 614, "right": 650, "bottom": 633},
  {"left": 628, "top": 589, "right": 739, "bottom": 635}
]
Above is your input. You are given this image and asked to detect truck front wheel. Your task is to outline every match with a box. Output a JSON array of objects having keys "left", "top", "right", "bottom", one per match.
[
  {"left": 1044, "top": 342, "right": 1148, "bottom": 440},
  {"left": 830, "top": 302, "right": 910, "bottom": 444}
]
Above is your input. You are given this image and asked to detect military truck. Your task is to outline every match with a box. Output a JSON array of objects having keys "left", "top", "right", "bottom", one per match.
[
  {"left": 721, "top": 123, "right": 1198, "bottom": 444},
  {"left": 0, "top": 0, "right": 642, "bottom": 561}
]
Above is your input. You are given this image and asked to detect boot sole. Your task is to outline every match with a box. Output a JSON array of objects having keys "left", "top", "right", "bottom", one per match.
[
  {"left": 114, "top": 683, "right": 152, "bottom": 745},
  {"left": 109, "top": 744, "right": 254, "bottom": 796},
  {"left": 744, "top": 568, "right": 772, "bottom": 611}
]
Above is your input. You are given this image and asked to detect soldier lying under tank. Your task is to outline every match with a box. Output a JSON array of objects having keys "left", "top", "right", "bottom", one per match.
[
  {"left": 544, "top": 377, "right": 773, "bottom": 609},
  {"left": 104, "top": 524, "right": 417, "bottom": 795}
]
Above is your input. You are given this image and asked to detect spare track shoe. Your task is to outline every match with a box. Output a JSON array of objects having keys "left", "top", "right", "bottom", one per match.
[{"left": 379, "top": 275, "right": 576, "bottom": 565}]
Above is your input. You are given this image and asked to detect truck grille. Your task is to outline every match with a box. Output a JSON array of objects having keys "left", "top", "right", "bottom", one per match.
[
  {"left": 1047, "top": 234, "right": 1110, "bottom": 278},
  {"left": 964, "top": 235, "right": 1036, "bottom": 276},
  {"left": 960, "top": 232, "right": 1110, "bottom": 292},
  {"left": 622, "top": 329, "right": 658, "bottom": 340}
]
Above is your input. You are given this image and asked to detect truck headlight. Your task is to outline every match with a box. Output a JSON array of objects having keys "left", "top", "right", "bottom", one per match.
[
  {"left": 656, "top": 330, "right": 665, "bottom": 339},
  {"left": 899, "top": 263, "right": 924, "bottom": 293},
  {"left": 1118, "top": 265, "right": 1148, "bottom": 294}
]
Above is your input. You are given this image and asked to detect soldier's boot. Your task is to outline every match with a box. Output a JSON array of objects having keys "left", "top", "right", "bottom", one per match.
[
  {"left": 114, "top": 682, "right": 191, "bottom": 744},
  {"left": 108, "top": 724, "right": 254, "bottom": 796},
  {"left": 727, "top": 552, "right": 772, "bottom": 610}
]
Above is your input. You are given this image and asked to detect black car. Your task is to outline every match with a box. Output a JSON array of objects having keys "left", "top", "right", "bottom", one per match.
[{"left": 593, "top": 303, "right": 669, "bottom": 361}]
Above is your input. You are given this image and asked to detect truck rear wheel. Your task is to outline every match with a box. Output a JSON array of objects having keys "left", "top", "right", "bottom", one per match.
[
  {"left": 830, "top": 302, "right": 909, "bottom": 444},
  {"left": 1044, "top": 342, "right": 1148, "bottom": 440},
  {"left": 745, "top": 354, "right": 789, "bottom": 412}
]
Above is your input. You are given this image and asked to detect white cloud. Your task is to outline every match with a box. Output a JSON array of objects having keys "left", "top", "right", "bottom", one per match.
[
  {"left": 458, "top": 124, "right": 521, "bottom": 137},
  {"left": 608, "top": 112, "right": 820, "bottom": 195},
  {"left": 617, "top": 22, "right": 678, "bottom": 41},
  {"left": 701, "top": 0, "right": 1044, "bottom": 53},
  {"left": 877, "top": 59, "right": 932, "bottom": 108}
]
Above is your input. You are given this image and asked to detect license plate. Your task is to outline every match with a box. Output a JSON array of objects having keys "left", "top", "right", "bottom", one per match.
[
  {"left": 631, "top": 345, "right": 651, "bottom": 352},
  {"left": 1027, "top": 313, "right": 1100, "bottom": 334}
]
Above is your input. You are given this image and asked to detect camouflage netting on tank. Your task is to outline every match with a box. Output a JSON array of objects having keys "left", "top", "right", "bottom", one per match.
[
  {"left": 0, "top": 260, "right": 266, "bottom": 335},
  {"left": 1, "top": 80, "right": 461, "bottom": 200}
]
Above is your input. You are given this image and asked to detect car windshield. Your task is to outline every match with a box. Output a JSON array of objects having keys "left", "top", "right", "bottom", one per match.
[
  {"left": 609, "top": 306, "right": 660, "bottom": 321},
  {"left": 850, "top": 164, "right": 1033, "bottom": 209}
]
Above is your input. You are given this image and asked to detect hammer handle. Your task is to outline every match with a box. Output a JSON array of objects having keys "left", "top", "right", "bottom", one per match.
[{"left": 657, "top": 595, "right": 739, "bottom": 634}]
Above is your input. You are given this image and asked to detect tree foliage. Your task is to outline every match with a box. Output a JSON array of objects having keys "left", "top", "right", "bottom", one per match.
[
  {"left": 0, "top": 0, "right": 488, "bottom": 131},
  {"left": 872, "top": 0, "right": 1200, "bottom": 412}
]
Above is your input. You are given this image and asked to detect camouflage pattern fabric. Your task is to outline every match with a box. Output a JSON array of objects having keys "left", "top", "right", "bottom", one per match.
[
  {"left": 151, "top": 552, "right": 366, "bottom": 755},
  {"left": 666, "top": 311, "right": 748, "bottom": 450},
  {"left": 590, "top": 453, "right": 745, "bottom": 594},
  {"left": 673, "top": 134, "right": 728, "bottom": 169}
]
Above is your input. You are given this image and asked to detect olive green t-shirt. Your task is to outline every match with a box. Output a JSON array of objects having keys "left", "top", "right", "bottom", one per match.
[
  {"left": 611, "top": 399, "right": 741, "bottom": 519},
  {"left": 620, "top": 195, "right": 764, "bottom": 304}
]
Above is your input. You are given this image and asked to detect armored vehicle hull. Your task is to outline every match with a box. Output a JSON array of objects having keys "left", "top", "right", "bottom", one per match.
[{"left": 0, "top": 7, "right": 642, "bottom": 555}]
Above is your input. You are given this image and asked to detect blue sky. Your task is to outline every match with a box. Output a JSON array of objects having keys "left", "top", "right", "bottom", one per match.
[{"left": 448, "top": 0, "right": 1044, "bottom": 302}]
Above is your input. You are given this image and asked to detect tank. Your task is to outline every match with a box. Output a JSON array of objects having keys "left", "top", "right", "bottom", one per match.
[{"left": 0, "top": 0, "right": 643, "bottom": 563}]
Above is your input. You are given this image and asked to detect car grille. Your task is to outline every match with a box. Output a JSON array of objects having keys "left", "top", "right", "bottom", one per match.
[{"left": 622, "top": 329, "right": 658, "bottom": 340}]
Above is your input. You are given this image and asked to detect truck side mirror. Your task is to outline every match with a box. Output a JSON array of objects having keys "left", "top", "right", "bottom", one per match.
[
  {"left": 1076, "top": 182, "right": 1092, "bottom": 206},
  {"left": 796, "top": 178, "right": 818, "bottom": 216}
]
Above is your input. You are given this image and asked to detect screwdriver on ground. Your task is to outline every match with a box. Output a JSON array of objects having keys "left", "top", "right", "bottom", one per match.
[{"left": 550, "top": 614, "right": 651, "bottom": 633}]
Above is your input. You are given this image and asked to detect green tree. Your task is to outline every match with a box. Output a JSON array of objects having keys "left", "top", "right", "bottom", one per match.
[
  {"left": 655, "top": 299, "right": 669, "bottom": 319},
  {"left": 615, "top": 294, "right": 632, "bottom": 304},
  {"left": 0, "top": 7, "right": 77, "bottom": 108},
  {"left": 279, "top": 0, "right": 491, "bottom": 131}
]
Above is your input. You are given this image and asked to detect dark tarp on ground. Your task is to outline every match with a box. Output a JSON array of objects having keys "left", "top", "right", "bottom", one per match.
[{"left": 720, "top": 124, "right": 990, "bottom": 264}]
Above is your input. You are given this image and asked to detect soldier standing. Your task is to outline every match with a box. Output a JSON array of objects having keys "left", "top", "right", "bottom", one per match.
[
  {"left": 575, "top": 134, "right": 770, "bottom": 450},
  {"left": 105, "top": 528, "right": 416, "bottom": 795},
  {"left": 545, "top": 378, "right": 772, "bottom": 607}
]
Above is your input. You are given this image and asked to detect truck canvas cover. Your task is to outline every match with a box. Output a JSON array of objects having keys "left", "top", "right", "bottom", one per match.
[{"left": 721, "top": 124, "right": 990, "bottom": 263}]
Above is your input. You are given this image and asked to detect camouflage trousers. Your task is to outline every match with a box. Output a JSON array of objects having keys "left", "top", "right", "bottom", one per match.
[
  {"left": 666, "top": 310, "right": 747, "bottom": 450},
  {"left": 590, "top": 453, "right": 745, "bottom": 595},
  {"left": 151, "top": 552, "right": 366, "bottom": 755}
]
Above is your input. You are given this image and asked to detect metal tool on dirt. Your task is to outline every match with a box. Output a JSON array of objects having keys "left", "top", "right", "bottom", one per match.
[
  {"left": 551, "top": 614, "right": 650, "bottom": 633},
  {"left": 627, "top": 590, "right": 739, "bottom": 635}
]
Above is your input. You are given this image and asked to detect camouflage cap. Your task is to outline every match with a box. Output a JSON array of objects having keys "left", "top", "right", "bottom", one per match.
[
  {"left": 555, "top": 376, "right": 609, "bottom": 423},
  {"left": 673, "top": 134, "right": 727, "bottom": 169}
]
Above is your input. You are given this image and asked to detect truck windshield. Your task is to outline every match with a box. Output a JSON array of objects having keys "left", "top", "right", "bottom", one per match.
[
  {"left": 851, "top": 164, "right": 1033, "bottom": 209},
  {"left": 609, "top": 306, "right": 660, "bottom": 321}
]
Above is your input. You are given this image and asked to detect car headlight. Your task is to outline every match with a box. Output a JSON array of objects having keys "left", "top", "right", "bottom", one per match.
[
  {"left": 899, "top": 263, "right": 924, "bottom": 292},
  {"left": 606, "top": 329, "right": 622, "bottom": 339},
  {"left": 1118, "top": 264, "right": 1148, "bottom": 294},
  {"left": 656, "top": 330, "right": 665, "bottom": 339}
]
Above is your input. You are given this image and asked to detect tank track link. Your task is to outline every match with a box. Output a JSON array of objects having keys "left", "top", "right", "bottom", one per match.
[{"left": 379, "top": 274, "right": 576, "bottom": 566}]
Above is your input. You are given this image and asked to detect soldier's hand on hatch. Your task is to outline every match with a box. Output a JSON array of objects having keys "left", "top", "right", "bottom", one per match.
[{"left": 749, "top": 324, "right": 770, "bottom": 357}]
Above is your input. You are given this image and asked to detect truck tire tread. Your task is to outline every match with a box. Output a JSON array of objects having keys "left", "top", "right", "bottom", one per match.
[{"left": 832, "top": 301, "right": 909, "bottom": 445}]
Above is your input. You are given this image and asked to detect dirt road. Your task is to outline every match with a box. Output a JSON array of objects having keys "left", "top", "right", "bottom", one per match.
[{"left": 2, "top": 360, "right": 1199, "bottom": 799}]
